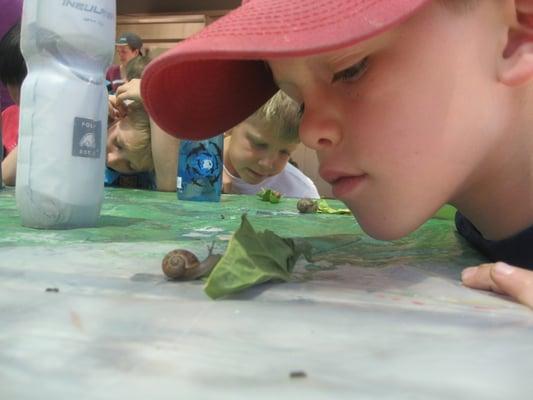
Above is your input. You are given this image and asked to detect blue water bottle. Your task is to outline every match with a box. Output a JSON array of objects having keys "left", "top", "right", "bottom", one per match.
[{"left": 177, "top": 135, "right": 223, "bottom": 202}]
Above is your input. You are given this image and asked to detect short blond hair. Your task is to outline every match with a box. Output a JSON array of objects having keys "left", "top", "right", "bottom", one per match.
[
  {"left": 124, "top": 102, "right": 154, "bottom": 172},
  {"left": 245, "top": 90, "right": 301, "bottom": 143},
  {"left": 126, "top": 55, "right": 151, "bottom": 81}
]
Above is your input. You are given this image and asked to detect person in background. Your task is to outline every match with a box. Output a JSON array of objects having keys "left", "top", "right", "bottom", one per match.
[
  {"left": 106, "top": 32, "right": 143, "bottom": 94},
  {"left": 2, "top": 33, "right": 165, "bottom": 192},
  {"left": 0, "top": 84, "right": 14, "bottom": 112},
  {"left": 108, "top": 55, "right": 151, "bottom": 122},
  {"left": 140, "top": 0, "right": 533, "bottom": 309},
  {"left": 223, "top": 91, "right": 320, "bottom": 198},
  {"left": 105, "top": 100, "right": 156, "bottom": 189},
  {"left": 0, "top": 0, "right": 19, "bottom": 113},
  {"left": 0, "top": 0, "right": 24, "bottom": 187},
  {"left": 108, "top": 64, "right": 179, "bottom": 192},
  {"left": 125, "top": 55, "right": 151, "bottom": 82}
]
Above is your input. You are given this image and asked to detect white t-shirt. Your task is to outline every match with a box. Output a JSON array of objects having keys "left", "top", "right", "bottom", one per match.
[{"left": 224, "top": 163, "right": 320, "bottom": 199}]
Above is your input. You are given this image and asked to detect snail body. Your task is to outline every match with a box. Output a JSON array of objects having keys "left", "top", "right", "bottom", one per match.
[{"left": 162, "top": 249, "right": 222, "bottom": 280}]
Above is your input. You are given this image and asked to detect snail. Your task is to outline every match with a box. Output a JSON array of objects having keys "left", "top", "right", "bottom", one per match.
[
  {"left": 297, "top": 198, "right": 318, "bottom": 213},
  {"left": 162, "top": 242, "right": 222, "bottom": 281}
]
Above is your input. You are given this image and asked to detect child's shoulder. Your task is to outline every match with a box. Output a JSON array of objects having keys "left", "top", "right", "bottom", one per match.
[{"left": 455, "top": 212, "right": 533, "bottom": 269}]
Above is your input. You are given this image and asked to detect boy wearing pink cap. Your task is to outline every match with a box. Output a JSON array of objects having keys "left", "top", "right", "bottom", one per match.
[{"left": 141, "top": 0, "right": 533, "bottom": 309}]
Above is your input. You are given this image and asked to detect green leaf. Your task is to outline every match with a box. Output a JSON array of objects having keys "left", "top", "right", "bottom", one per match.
[
  {"left": 257, "top": 188, "right": 282, "bottom": 203},
  {"left": 204, "top": 214, "right": 310, "bottom": 299},
  {"left": 316, "top": 199, "right": 351, "bottom": 215}
]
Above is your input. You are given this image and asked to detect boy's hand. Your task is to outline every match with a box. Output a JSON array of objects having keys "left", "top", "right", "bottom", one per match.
[
  {"left": 108, "top": 95, "right": 121, "bottom": 121},
  {"left": 462, "top": 263, "right": 533, "bottom": 309},
  {"left": 116, "top": 79, "right": 143, "bottom": 109}
]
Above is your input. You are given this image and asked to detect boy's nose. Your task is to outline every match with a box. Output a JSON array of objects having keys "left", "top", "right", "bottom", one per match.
[
  {"left": 107, "top": 152, "right": 124, "bottom": 170},
  {"left": 257, "top": 155, "right": 277, "bottom": 171},
  {"left": 299, "top": 99, "right": 342, "bottom": 151}
]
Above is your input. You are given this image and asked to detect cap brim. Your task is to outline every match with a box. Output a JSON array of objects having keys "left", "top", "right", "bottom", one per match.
[{"left": 141, "top": 0, "right": 430, "bottom": 140}]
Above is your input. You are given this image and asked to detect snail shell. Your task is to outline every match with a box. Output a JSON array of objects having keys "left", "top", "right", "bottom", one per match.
[
  {"left": 297, "top": 198, "right": 318, "bottom": 213},
  {"left": 162, "top": 249, "right": 222, "bottom": 280},
  {"left": 162, "top": 249, "right": 199, "bottom": 280}
]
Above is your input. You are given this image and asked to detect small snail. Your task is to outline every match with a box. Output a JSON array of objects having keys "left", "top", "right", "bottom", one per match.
[
  {"left": 162, "top": 243, "right": 222, "bottom": 281},
  {"left": 297, "top": 198, "right": 318, "bottom": 213}
]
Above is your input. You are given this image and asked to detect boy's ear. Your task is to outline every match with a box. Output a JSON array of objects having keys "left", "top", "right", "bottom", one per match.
[{"left": 499, "top": 0, "right": 533, "bottom": 86}]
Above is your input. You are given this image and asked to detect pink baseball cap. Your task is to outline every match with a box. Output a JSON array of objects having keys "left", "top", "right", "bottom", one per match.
[{"left": 141, "top": 0, "right": 431, "bottom": 140}]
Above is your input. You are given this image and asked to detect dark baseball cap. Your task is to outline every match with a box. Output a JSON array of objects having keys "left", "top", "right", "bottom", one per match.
[{"left": 116, "top": 32, "right": 143, "bottom": 50}]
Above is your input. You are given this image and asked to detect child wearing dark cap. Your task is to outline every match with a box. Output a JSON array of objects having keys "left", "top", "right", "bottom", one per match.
[{"left": 140, "top": 0, "right": 533, "bottom": 309}]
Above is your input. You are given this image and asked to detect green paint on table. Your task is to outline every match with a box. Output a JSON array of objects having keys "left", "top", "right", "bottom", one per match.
[{"left": 0, "top": 187, "right": 483, "bottom": 270}]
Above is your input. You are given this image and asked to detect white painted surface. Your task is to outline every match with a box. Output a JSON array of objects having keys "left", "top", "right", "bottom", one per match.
[{"left": 1, "top": 241, "right": 532, "bottom": 400}]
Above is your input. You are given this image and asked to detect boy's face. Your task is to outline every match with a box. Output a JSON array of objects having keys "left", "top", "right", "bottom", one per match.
[
  {"left": 116, "top": 45, "right": 138, "bottom": 64},
  {"left": 106, "top": 117, "right": 149, "bottom": 174},
  {"left": 268, "top": 1, "right": 507, "bottom": 240},
  {"left": 225, "top": 121, "right": 298, "bottom": 185}
]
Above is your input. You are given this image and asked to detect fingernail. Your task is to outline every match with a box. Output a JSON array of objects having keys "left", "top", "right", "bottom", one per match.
[
  {"left": 493, "top": 262, "right": 515, "bottom": 276},
  {"left": 462, "top": 266, "right": 478, "bottom": 281}
]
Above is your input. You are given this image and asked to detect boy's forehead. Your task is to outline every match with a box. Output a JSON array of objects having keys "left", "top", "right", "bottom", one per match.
[
  {"left": 269, "top": 28, "right": 395, "bottom": 80},
  {"left": 242, "top": 122, "right": 298, "bottom": 148},
  {"left": 116, "top": 120, "right": 139, "bottom": 146}
]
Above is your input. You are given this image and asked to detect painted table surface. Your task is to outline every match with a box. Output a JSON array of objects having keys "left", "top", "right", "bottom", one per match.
[{"left": 0, "top": 187, "right": 532, "bottom": 400}]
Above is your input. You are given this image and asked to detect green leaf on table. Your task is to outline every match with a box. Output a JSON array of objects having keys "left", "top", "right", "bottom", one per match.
[
  {"left": 204, "top": 214, "right": 311, "bottom": 299},
  {"left": 257, "top": 188, "right": 282, "bottom": 203},
  {"left": 316, "top": 199, "right": 351, "bottom": 215}
]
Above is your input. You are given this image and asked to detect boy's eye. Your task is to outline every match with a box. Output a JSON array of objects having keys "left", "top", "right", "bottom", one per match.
[
  {"left": 251, "top": 140, "right": 268, "bottom": 150},
  {"left": 298, "top": 103, "right": 305, "bottom": 118},
  {"left": 333, "top": 57, "right": 369, "bottom": 83},
  {"left": 113, "top": 137, "right": 123, "bottom": 150}
]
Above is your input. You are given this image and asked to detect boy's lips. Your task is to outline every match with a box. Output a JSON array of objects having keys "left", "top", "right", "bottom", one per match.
[
  {"left": 247, "top": 168, "right": 267, "bottom": 179},
  {"left": 320, "top": 168, "right": 367, "bottom": 198}
]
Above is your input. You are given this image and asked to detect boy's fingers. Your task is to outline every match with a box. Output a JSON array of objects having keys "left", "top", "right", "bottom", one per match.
[
  {"left": 489, "top": 262, "right": 533, "bottom": 309},
  {"left": 461, "top": 264, "right": 506, "bottom": 294},
  {"left": 115, "top": 79, "right": 142, "bottom": 104},
  {"left": 462, "top": 263, "right": 533, "bottom": 309},
  {"left": 116, "top": 103, "right": 128, "bottom": 118}
]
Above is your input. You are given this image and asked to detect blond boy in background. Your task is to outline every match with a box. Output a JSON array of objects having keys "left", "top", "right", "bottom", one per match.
[{"left": 223, "top": 91, "right": 319, "bottom": 198}]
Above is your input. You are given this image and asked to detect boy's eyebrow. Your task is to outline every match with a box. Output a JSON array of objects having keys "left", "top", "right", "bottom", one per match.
[
  {"left": 116, "top": 136, "right": 128, "bottom": 150},
  {"left": 116, "top": 131, "right": 135, "bottom": 152},
  {"left": 245, "top": 129, "right": 266, "bottom": 143},
  {"left": 128, "top": 160, "right": 141, "bottom": 172},
  {"left": 127, "top": 153, "right": 147, "bottom": 172}
]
